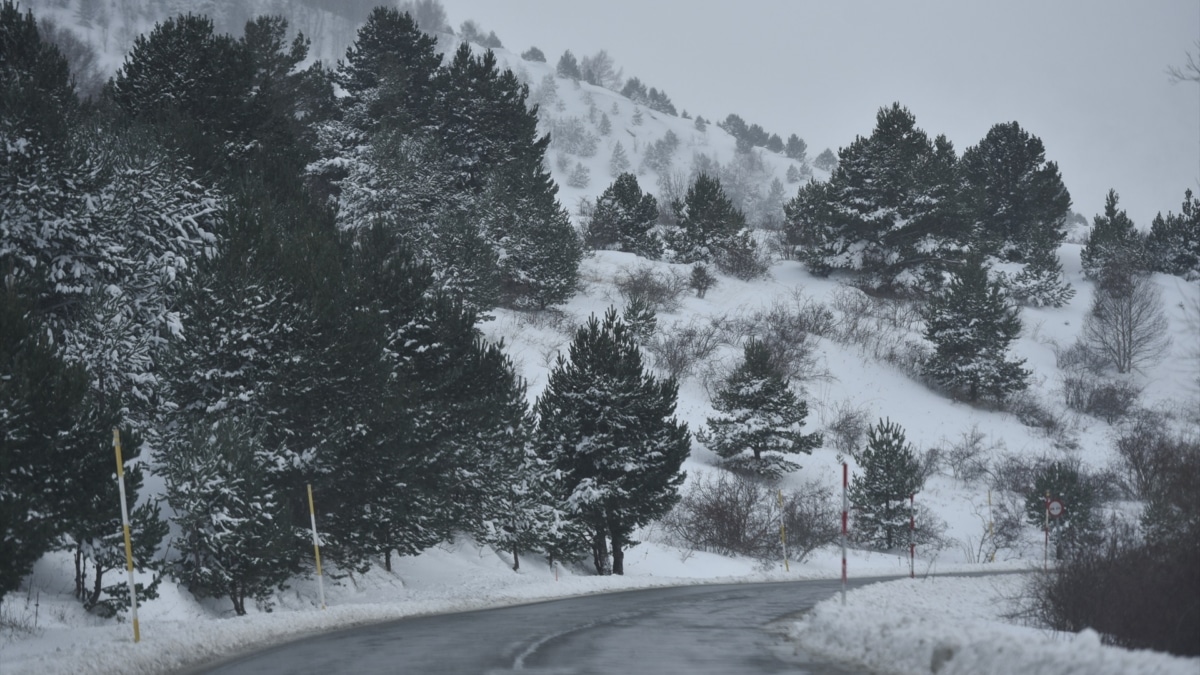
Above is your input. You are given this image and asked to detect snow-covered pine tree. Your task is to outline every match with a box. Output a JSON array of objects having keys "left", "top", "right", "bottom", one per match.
[
  {"left": 535, "top": 308, "right": 690, "bottom": 575},
  {"left": 668, "top": 172, "right": 746, "bottom": 263},
  {"left": 960, "top": 121, "right": 1071, "bottom": 263},
  {"left": 1081, "top": 189, "right": 1145, "bottom": 279},
  {"left": 586, "top": 173, "right": 661, "bottom": 258},
  {"left": 701, "top": 340, "right": 821, "bottom": 479},
  {"left": 1146, "top": 189, "right": 1200, "bottom": 280},
  {"left": 162, "top": 419, "right": 298, "bottom": 616},
  {"left": 1022, "top": 461, "right": 1099, "bottom": 559},
  {"left": 849, "top": 418, "right": 924, "bottom": 550},
  {"left": 922, "top": 256, "right": 1029, "bottom": 402}
]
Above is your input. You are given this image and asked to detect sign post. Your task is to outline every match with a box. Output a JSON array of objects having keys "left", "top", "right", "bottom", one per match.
[
  {"left": 841, "top": 463, "right": 848, "bottom": 605},
  {"left": 306, "top": 484, "right": 326, "bottom": 610},
  {"left": 909, "top": 493, "right": 915, "bottom": 579},
  {"left": 113, "top": 429, "right": 140, "bottom": 643}
]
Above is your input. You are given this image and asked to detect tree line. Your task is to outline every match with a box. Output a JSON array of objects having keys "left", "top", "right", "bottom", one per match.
[{"left": 0, "top": 3, "right": 689, "bottom": 616}]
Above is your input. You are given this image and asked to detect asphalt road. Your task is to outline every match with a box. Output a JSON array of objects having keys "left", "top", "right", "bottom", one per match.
[{"left": 187, "top": 578, "right": 885, "bottom": 674}]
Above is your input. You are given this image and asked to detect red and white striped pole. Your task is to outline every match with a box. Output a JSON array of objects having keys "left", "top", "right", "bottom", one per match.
[
  {"left": 1043, "top": 492, "right": 1050, "bottom": 572},
  {"left": 841, "top": 462, "right": 848, "bottom": 605},
  {"left": 909, "top": 493, "right": 915, "bottom": 579}
]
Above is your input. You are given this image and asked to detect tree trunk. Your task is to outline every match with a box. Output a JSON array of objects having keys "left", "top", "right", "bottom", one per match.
[
  {"left": 384, "top": 549, "right": 392, "bottom": 573},
  {"left": 86, "top": 560, "right": 104, "bottom": 610},
  {"left": 73, "top": 546, "right": 85, "bottom": 600},
  {"left": 611, "top": 531, "right": 625, "bottom": 575},
  {"left": 591, "top": 531, "right": 611, "bottom": 576},
  {"left": 512, "top": 547, "right": 520, "bottom": 572}
]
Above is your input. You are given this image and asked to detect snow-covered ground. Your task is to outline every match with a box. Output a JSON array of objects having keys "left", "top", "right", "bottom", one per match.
[
  {"left": 4, "top": 8, "right": 1199, "bottom": 674},
  {"left": 792, "top": 575, "right": 1199, "bottom": 675}
]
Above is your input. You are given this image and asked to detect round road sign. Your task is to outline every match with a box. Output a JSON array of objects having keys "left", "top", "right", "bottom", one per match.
[{"left": 1047, "top": 499, "right": 1064, "bottom": 518}]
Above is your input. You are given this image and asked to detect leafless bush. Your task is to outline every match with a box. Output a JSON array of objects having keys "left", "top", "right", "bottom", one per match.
[
  {"left": 1111, "top": 408, "right": 1199, "bottom": 500},
  {"left": 1053, "top": 340, "right": 1107, "bottom": 373},
  {"left": 823, "top": 399, "right": 871, "bottom": 459},
  {"left": 1005, "top": 391, "right": 1072, "bottom": 447},
  {"left": 512, "top": 307, "right": 576, "bottom": 336},
  {"left": 827, "top": 286, "right": 929, "bottom": 377},
  {"left": 1061, "top": 371, "right": 1141, "bottom": 423},
  {"left": 647, "top": 316, "right": 727, "bottom": 379},
  {"left": 1021, "top": 516, "right": 1199, "bottom": 656},
  {"left": 939, "top": 425, "right": 1003, "bottom": 482},
  {"left": 1081, "top": 273, "right": 1171, "bottom": 374},
  {"left": 614, "top": 265, "right": 688, "bottom": 312},
  {"left": 661, "top": 472, "right": 838, "bottom": 563},
  {"left": 960, "top": 491, "right": 1028, "bottom": 562},
  {"left": 717, "top": 291, "right": 835, "bottom": 383}
]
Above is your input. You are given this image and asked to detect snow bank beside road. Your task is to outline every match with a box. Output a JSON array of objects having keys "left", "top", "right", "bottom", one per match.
[{"left": 790, "top": 575, "right": 1198, "bottom": 675}]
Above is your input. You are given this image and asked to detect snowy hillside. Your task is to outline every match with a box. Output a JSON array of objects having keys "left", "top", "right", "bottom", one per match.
[{"left": 3, "top": 3, "right": 1199, "bottom": 674}]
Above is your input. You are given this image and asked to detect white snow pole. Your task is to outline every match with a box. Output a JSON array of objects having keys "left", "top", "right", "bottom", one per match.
[
  {"left": 1043, "top": 491, "right": 1050, "bottom": 572},
  {"left": 841, "top": 463, "right": 848, "bottom": 606},
  {"left": 909, "top": 493, "right": 915, "bottom": 579},
  {"left": 307, "top": 484, "right": 326, "bottom": 609},
  {"left": 113, "top": 429, "right": 140, "bottom": 643},
  {"left": 778, "top": 489, "right": 789, "bottom": 573}
]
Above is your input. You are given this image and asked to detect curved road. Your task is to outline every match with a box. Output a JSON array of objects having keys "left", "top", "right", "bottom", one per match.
[{"left": 188, "top": 578, "right": 885, "bottom": 674}]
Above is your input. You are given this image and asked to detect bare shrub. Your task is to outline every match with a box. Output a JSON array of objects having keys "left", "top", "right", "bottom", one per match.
[
  {"left": 1061, "top": 371, "right": 1141, "bottom": 423},
  {"left": 827, "top": 286, "right": 929, "bottom": 377},
  {"left": 1081, "top": 273, "right": 1171, "bottom": 374},
  {"left": 1112, "top": 408, "right": 1199, "bottom": 501},
  {"left": 647, "top": 316, "right": 727, "bottom": 379},
  {"left": 1005, "top": 391, "right": 1073, "bottom": 448},
  {"left": 960, "top": 490, "right": 1028, "bottom": 562},
  {"left": 661, "top": 472, "right": 838, "bottom": 563},
  {"left": 614, "top": 265, "right": 688, "bottom": 312},
  {"left": 823, "top": 399, "right": 871, "bottom": 459},
  {"left": 1053, "top": 340, "right": 1107, "bottom": 373},
  {"left": 941, "top": 424, "right": 1003, "bottom": 483},
  {"left": 1022, "top": 517, "right": 1199, "bottom": 656},
  {"left": 720, "top": 291, "right": 835, "bottom": 383}
]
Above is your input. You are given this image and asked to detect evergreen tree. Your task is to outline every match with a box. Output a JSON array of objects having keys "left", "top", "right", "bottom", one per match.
[
  {"left": 1023, "top": 461, "right": 1099, "bottom": 558},
  {"left": 849, "top": 419, "right": 923, "bottom": 550},
  {"left": 813, "top": 148, "right": 837, "bottom": 171},
  {"left": 784, "top": 104, "right": 965, "bottom": 292},
  {"left": 702, "top": 340, "right": 821, "bottom": 479},
  {"left": 556, "top": 49, "right": 581, "bottom": 80},
  {"left": 1081, "top": 189, "right": 1144, "bottom": 279},
  {"left": 961, "top": 121, "right": 1071, "bottom": 262},
  {"left": 599, "top": 112, "right": 612, "bottom": 136},
  {"left": 535, "top": 308, "right": 690, "bottom": 575},
  {"left": 586, "top": 173, "right": 661, "bottom": 258},
  {"left": 668, "top": 173, "right": 746, "bottom": 264},
  {"left": 786, "top": 164, "right": 803, "bottom": 183},
  {"left": 785, "top": 134, "right": 808, "bottom": 162},
  {"left": 521, "top": 46, "right": 545, "bottom": 62},
  {"left": 1146, "top": 189, "right": 1200, "bottom": 280},
  {"left": 608, "top": 139, "right": 628, "bottom": 174},
  {"left": 336, "top": 6, "right": 442, "bottom": 134},
  {"left": 162, "top": 419, "right": 297, "bottom": 615},
  {"left": 922, "top": 256, "right": 1029, "bottom": 402}
]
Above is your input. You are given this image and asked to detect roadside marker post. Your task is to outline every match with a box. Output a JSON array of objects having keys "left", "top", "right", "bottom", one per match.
[
  {"left": 841, "top": 463, "right": 848, "bottom": 606},
  {"left": 113, "top": 429, "right": 140, "bottom": 643},
  {"left": 307, "top": 484, "right": 326, "bottom": 610},
  {"left": 778, "top": 489, "right": 789, "bottom": 573},
  {"left": 909, "top": 493, "right": 915, "bottom": 579}
]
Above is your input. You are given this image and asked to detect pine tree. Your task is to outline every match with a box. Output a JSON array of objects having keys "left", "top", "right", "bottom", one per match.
[
  {"left": 567, "top": 161, "right": 590, "bottom": 188},
  {"left": 668, "top": 173, "right": 746, "bottom": 263},
  {"left": 336, "top": 6, "right": 442, "bottom": 133},
  {"left": 813, "top": 148, "right": 837, "bottom": 171},
  {"left": 849, "top": 419, "right": 923, "bottom": 550},
  {"left": 961, "top": 121, "right": 1071, "bottom": 262},
  {"left": 556, "top": 49, "right": 581, "bottom": 80},
  {"left": 1023, "top": 461, "right": 1098, "bottom": 558},
  {"left": 1146, "top": 189, "right": 1200, "bottom": 280},
  {"left": 702, "top": 340, "right": 821, "bottom": 479},
  {"left": 599, "top": 112, "right": 612, "bottom": 136},
  {"left": 608, "top": 139, "right": 628, "bottom": 174},
  {"left": 586, "top": 172, "right": 661, "bottom": 257},
  {"left": 783, "top": 104, "right": 963, "bottom": 291},
  {"left": 1081, "top": 189, "right": 1144, "bottom": 279},
  {"left": 535, "top": 308, "right": 690, "bottom": 575},
  {"left": 162, "top": 419, "right": 297, "bottom": 616},
  {"left": 785, "top": 134, "right": 808, "bottom": 162},
  {"left": 923, "top": 256, "right": 1029, "bottom": 402}
]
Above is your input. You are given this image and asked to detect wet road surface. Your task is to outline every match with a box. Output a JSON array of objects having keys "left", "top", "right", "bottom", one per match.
[{"left": 186, "top": 578, "right": 884, "bottom": 674}]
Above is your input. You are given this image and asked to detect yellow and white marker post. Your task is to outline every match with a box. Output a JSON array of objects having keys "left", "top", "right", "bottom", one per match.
[
  {"left": 113, "top": 428, "right": 140, "bottom": 643},
  {"left": 777, "top": 489, "right": 789, "bottom": 572},
  {"left": 307, "top": 484, "right": 326, "bottom": 610}
]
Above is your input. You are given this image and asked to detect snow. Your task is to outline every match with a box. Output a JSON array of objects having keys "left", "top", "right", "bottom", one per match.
[
  {"left": 791, "top": 574, "right": 1198, "bottom": 675},
  {"left": 5, "top": 6, "right": 1199, "bottom": 674}
]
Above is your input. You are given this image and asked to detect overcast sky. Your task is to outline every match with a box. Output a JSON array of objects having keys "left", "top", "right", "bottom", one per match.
[{"left": 444, "top": 0, "right": 1199, "bottom": 227}]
